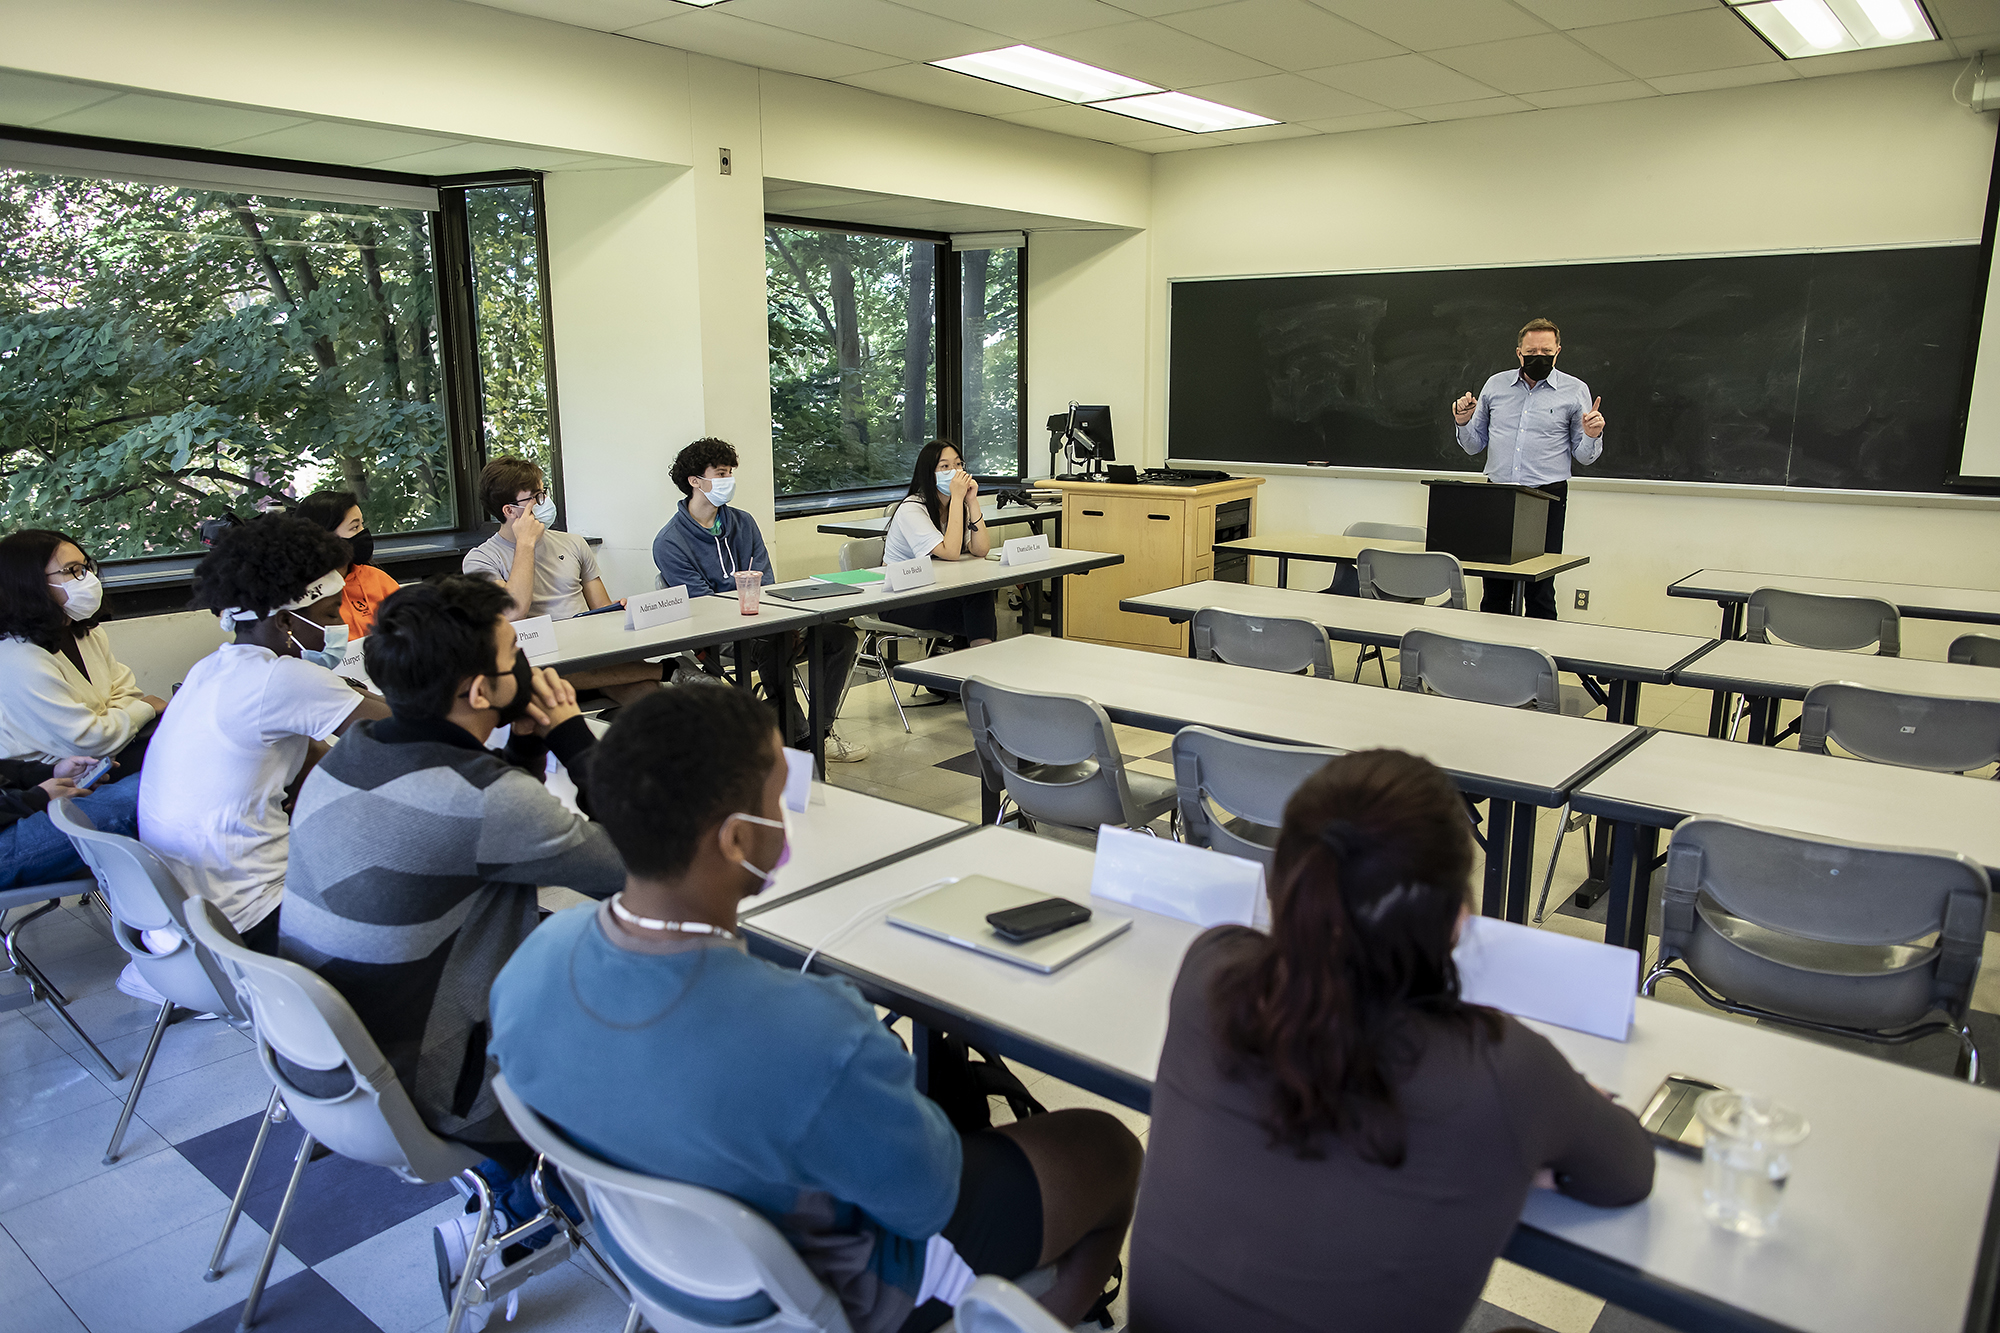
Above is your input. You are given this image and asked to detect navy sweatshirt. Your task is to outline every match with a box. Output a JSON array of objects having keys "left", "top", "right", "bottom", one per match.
[{"left": 652, "top": 501, "right": 774, "bottom": 597}]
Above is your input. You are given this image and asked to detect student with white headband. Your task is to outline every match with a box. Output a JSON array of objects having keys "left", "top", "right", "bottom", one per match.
[{"left": 137, "top": 514, "right": 387, "bottom": 954}]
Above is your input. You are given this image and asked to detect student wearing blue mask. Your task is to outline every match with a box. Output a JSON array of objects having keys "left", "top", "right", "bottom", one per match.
[
  {"left": 654, "top": 438, "right": 867, "bottom": 763},
  {"left": 883, "top": 440, "right": 995, "bottom": 647}
]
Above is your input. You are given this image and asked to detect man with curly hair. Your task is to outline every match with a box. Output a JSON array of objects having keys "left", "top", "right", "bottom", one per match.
[{"left": 137, "top": 514, "right": 387, "bottom": 952}]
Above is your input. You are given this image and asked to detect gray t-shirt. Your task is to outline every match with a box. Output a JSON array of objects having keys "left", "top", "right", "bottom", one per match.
[{"left": 463, "top": 528, "right": 600, "bottom": 619}]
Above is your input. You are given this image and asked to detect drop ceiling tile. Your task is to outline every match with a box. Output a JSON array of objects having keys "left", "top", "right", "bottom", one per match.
[
  {"left": 462, "top": 0, "right": 693, "bottom": 31},
  {"left": 887, "top": 0, "right": 1139, "bottom": 40},
  {"left": 1428, "top": 33, "right": 1628, "bottom": 93},
  {"left": 219, "top": 120, "right": 465, "bottom": 166},
  {"left": 998, "top": 101, "right": 1180, "bottom": 142},
  {"left": 621, "top": 12, "right": 906, "bottom": 77},
  {"left": 1568, "top": 9, "right": 1780, "bottom": 79},
  {"left": 1179, "top": 72, "right": 1382, "bottom": 119},
  {"left": 838, "top": 63, "right": 1051, "bottom": 116},
  {"left": 1646, "top": 63, "right": 1801, "bottom": 93},
  {"left": 1039, "top": 19, "right": 1281, "bottom": 86},
  {"left": 722, "top": 0, "right": 1007, "bottom": 62},
  {"left": 1308, "top": 0, "right": 1550, "bottom": 51},
  {"left": 42, "top": 94, "right": 309, "bottom": 149},
  {"left": 1294, "top": 108, "right": 1425, "bottom": 133},
  {"left": 1405, "top": 93, "right": 1533, "bottom": 120},
  {"left": 1926, "top": 0, "right": 2000, "bottom": 40},
  {"left": 1302, "top": 52, "right": 1500, "bottom": 107},
  {"left": 1124, "top": 120, "right": 1323, "bottom": 150},
  {"left": 0, "top": 72, "right": 122, "bottom": 127},
  {"left": 1784, "top": 44, "right": 1958, "bottom": 77},
  {"left": 1511, "top": 0, "right": 1713, "bottom": 30},
  {"left": 1158, "top": 0, "right": 1403, "bottom": 69},
  {"left": 1519, "top": 79, "right": 1656, "bottom": 107},
  {"left": 1099, "top": 0, "right": 1242, "bottom": 15}
]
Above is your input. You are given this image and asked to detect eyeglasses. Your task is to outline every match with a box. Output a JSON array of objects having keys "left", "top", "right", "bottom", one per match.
[
  {"left": 513, "top": 491, "right": 550, "bottom": 507},
  {"left": 47, "top": 562, "right": 96, "bottom": 583}
]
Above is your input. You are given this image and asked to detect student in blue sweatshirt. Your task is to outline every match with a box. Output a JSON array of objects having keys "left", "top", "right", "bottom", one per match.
[
  {"left": 652, "top": 438, "right": 866, "bottom": 763},
  {"left": 490, "top": 685, "right": 1141, "bottom": 1333}
]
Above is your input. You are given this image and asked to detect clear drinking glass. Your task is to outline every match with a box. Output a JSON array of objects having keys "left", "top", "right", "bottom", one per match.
[
  {"left": 734, "top": 569, "right": 763, "bottom": 614},
  {"left": 1695, "top": 1090, "right": 1809, "bottom": 1238}
]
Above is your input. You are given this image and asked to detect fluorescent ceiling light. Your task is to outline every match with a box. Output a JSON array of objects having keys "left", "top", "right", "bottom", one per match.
[
  {"left": 1728, "top": 0, "right": 1935, "bottom": 57},
  {"left": 1091, "top": 91, "right": 1279, "bottom": 134},
  {"left": 670, "top": 1, "right": 732, "bottom": 6},
  {"left": 931, "top": 45, "right": 1159, "bottom": 104}
]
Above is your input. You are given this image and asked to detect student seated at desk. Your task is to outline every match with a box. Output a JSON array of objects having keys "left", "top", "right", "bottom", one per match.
[
  {"left": 883, "top": 440, "right": 995, "bottom": 648},
  {"left": 491, "top": 685, "right": 1141, "bottom": 1333},
  {"left": 294, "top": 488, "right": 399, "bottom": 638},
  {"left": 464, "top": 455, "right": 664, "bottom": 707},
  {"left": 1129, "top": 748, "right": 1653, "bottom": 1333}
]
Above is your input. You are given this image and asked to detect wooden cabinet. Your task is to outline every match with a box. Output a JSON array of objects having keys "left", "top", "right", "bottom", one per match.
[{"left": 1047, "top": 477, "right": 1262, "bottom": 655}]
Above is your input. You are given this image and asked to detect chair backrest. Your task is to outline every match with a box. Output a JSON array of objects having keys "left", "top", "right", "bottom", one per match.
[
  {"left": 1343, "top": 521, "right": 1425, "bottom": 544},
  {"left": 181, "top": 897, "right": 481, "bottom": 1186},
  {"left": 1746, "top": 587, "right": 1900, "bottom": 656},
  {"left": 493, "top": 1076, "right": 851, "bottom": 1333},
  {"left": 1949, "top": 633, "right": 2000, "bottom": 668},
  {"left": 839, "top": 538, "right": 884, "bottom": 572},
  {"left": 962, "top": 676, "right": 1150, "bottom": 832},
  {"left": 1355, "top": 547, "right": 1466, "bottom": 609},
  {"left": 48, "top": 799, "right": 239, "bottom": 1018},
  {"left": 1660, "top": 816, "right": 1988, "bottom": 1022},
  {"left": 952, "top": 1277, "right": 1068, "bottom": 1333},
  {"left": 1396, "top": 629, "right": 1560, "bottom": 712},
  {"left": 1171, "top": 726, "right": 1338, "bottom": 868},
  {"left": 1190, "top": 607, "right": 1336, "bottom": 680},
  {"left": 1797, "top": 681, "right": 2000, "bottom": 774}
]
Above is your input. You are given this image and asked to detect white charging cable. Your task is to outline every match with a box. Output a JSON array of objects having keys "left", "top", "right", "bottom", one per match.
[{"left": 799, "top": 877, "right": 957, "bottom": 975}]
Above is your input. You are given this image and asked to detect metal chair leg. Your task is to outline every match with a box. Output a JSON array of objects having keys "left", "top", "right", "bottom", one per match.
[
  {"left": 207, "top": 1088, "right": 284, "bottom": 1280},
  {"left": 238, "top": 1130, "right": 315, "bottom": 1332},
  {"left": 619, "top": 1302, "right": 643, "bottom": 1333},
  {"left": 104, "top": 999, "right": 175, "bottom": 1164},
  {"left": 1958, "top": 1026, "right": 1982, "bottom": 1085},
  {"left": 1531, "top": 804, "right": 1575, "bottom": 925},
  {"left": 2, "top": 912, "right": 119, "bottom": 1079},
  {"left": 447, "top": 1170, "right": 501, "bottom": 1333}
]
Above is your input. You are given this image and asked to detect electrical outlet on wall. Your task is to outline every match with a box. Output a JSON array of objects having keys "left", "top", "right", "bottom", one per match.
[
  {"left": 1574, "top": 589, "right": 1590, "bottom": 610},
  {"left": 719, "top": 147, "right": 732, "bottom": 175}
]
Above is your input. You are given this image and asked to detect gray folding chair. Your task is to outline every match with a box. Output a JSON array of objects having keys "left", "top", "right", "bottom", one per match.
[
  {"left": 1335, "top": 526, "right": 1424, "bottom": 678},
  {"left": 962, "top": 677, "right": 1177, "bottom": 838},
  {"left": 953, "top": 1276, "right": 1069, "bottom": 1333},
  {"left": 1642, "top": 816, "right": 1988, "bottom": 1083},
  {"left": 842, "top": 536, "right": 945, "bottom": 732},
  {"left": 48, "top": 800, "right": 246, "bottom": 1165},
  {"left": 0, "top": 876, "right": 120, "bottom": 1080},
  {"left": 1190, "top": 607, "right": 1337, "bottom": 680},
  {"left": 1171, "top": 726, "right": 1339, "bottom": 870},
  {"left": 1949, "top": 633, "right": 2000, "bottom": 667},
  {"left": 1797, "top": 681, "right": 2000, "bottom": 775},
  {"left": 1352, "top": 547, "right": 1466, "bottom": 685},
  {"left": 183, "top": 898, "right": 580, "bottom": 1332}
]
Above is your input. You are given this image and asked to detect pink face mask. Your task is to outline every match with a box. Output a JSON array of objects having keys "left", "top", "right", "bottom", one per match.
[{"left": 725, "top": 810, "right": 791, "bottom": 887}]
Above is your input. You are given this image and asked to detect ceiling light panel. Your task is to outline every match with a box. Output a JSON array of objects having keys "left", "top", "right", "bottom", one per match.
[
  {"left": 671, "top": 1, "right": 732, "bottom": 7},
  {"left": 1091, "top": 90, "right": 1280, "bottom": 133},
  {"left": 930, "top": 45, "right": 1159, "bottom": 102},
  {"left": 1728, "top": 0, "right": 1935, "bottom": 56}
]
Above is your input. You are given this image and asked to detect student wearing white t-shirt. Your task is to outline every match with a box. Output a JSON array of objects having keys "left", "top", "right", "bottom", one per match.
[
  {"left": 883, "top": 440, "right": 997, "bottom": 646},
  {"left": 139, "top": 515, "right": 388, "bottom": 953}
]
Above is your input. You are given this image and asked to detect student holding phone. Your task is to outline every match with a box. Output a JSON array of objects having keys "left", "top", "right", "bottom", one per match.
[{"left": 0, "top": 752, "right": 135, "bottom": 890}]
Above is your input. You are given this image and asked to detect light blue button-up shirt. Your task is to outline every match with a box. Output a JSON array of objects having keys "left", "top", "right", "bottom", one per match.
[{"left": 1455, "top": 366, "right": 1603, "bottom": 488}]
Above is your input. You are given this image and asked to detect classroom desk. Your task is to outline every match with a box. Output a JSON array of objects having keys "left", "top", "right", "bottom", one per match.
[
  {"left": 1675, "top": 639, "right": 2000, "bottom": 745},
  {"left": 1568, "top": 728, "right": 2000, "bottom": 951},
  {"left": 745, "top": 783, "right": 971, "bottom": 913},
  {"left": 742, "top": 823, "right": 2000, "bottom": 1333},
  {"left": 814, "top": 500, "right": 1063, "bottom": 540},
  {"left": 536, "top": 590, "right": 819, "bottom": 677},
  {"left": 1120, "top": 580, "right": 1715, "bottom": 726},
  {"left": 1217, "top": 531, "right": 1589, "bottom": 613},
  {"left": 893, "top": 634, "right": 1645, "bottom": 923}
]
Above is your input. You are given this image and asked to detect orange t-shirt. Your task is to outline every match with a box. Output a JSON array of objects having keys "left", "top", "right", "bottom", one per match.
[{"left": 340, "top": 564, "right": 402, "bottom": 638}]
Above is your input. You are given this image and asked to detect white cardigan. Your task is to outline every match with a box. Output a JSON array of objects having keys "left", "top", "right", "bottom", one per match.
[{"left": 0, "top": 629, "right": 157, "bottom": 763}]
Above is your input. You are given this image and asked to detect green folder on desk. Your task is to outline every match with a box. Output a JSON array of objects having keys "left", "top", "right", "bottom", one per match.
[{"left": 812, "top": 569, "right": 884, "bottom": 585}]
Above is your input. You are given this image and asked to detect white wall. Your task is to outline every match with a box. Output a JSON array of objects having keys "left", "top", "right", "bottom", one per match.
[{"left": 1145, "top": 63, "right": 2000, "bottom": 653}]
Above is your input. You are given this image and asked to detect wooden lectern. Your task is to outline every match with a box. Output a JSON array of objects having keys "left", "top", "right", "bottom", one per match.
[{"left": 1422, "top": 479, "right": 1558, "bottom": 565}]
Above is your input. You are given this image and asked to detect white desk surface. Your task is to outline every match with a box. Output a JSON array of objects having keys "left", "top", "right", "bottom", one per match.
[
  {"left": 1669, "top": 569, "right": 2000, "bottom": 625},
  {"left": 894, "top": 634, "right": 1641, "bottom": 806},
  {"left": 1569, "top": 729, "right": 2000, "bottom": 871},
  {"left": 745, "top": 825, "right": 1202, "bottom": 1092},
  {"left": 727, "top": 547, "right": 1122, "bottom": 621},
  {"left": 1218, "top": 531, "right": 1589, "bottom": 581},
  {"left": 1674, "top": 639, "right": 2000, "bottom": 703},
  {"left": 816, "top": 502, "right": 1062, "bottom": 538},
  {"left": 743, "top": 783, "right": 967, "bottom": 913},
  {"left": 538, "top": 593, "right": 817, "bottom": 673},
  {"left": 1124, "top": 581, "right": 1713, "bottom": 683}
]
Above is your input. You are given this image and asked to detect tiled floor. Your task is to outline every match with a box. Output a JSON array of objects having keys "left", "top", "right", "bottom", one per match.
[{"left": 3, "top": 619, "right": 1993, "bottom": 1333}]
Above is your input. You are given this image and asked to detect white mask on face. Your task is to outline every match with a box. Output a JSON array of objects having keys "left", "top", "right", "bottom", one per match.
[
  {"left": 725, "top": 810, "right": 791, "bottom": 888},
  {"left": 935, "top": 469, "right": 955, "bottom": 494},
  {"left": 59, "top": 571, "right": 103, "bottom": 621},
  {"left": 531, "top": 497, "right": 559, "bottom": 527},
  {"left": 705, "top": 475, "right": 737, "bottom": 507}
]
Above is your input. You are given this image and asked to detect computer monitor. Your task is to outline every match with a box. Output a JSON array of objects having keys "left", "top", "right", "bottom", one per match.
[{"left": 1067, "top": 405, "right": 1114, "bottom": 462}]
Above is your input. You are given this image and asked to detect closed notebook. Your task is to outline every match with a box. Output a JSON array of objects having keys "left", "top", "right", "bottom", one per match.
[{"left": 888, "top": 876, "right": 1130, "bottom": 974}]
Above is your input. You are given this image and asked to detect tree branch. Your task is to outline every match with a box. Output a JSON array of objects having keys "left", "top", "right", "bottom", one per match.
[{"left": 768, "top": 230, "right": 840, "bottom": 345}]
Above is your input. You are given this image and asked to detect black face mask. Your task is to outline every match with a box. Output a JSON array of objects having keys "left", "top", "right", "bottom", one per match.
[
  {"left": 1521, "top": 353, "right": 1555, "bottom": 381},
  {"left": 488, "top": 653, "right": 536, "bottom": 726},
  {"left": 346, "top": 529, "right": 374, "bottom": 568}
]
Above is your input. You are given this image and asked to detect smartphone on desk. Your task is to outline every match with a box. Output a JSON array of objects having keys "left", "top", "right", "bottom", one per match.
[
  {"left": 1639, "top": 1074, "right": 1725, "bottom": 1159},
  {"left": 986, "top": 897, "right": 1092, "bottom": 944}
]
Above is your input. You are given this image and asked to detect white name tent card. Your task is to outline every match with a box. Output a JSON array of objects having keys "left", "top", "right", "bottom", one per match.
[
  {"left": 333, "top": 639, "right": 374, "bottom": 691},
  {"left": 1090, "top": 825, "right": 1267, "bottom": 928},
  {"left": 781, "top": 747, "right": 815, "bottom": 813},
  {"left": 885, "top": 559, "right": 937, "bottom": 592},
  {"left": 1453, "top": 914, "right": 1638, "bottom": 1041},
  {"left": 512, "top": 615, "right": 558, "bottom": 663},
  {"left": 625, "top": 585, "right": 691, "bottom": 631},
  {"left": 1000, "top": 535, "right": 1051, "bottom": 567}
]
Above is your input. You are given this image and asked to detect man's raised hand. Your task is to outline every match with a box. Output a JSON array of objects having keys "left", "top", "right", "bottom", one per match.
[
  {"left": 1582, "top": 396, "right": 1605, "bottom": 439},
  {"left": 1452, "top": 392, "right": 1478, "bottom": 427}
]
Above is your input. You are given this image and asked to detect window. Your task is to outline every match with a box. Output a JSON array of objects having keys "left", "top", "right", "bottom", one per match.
[
  {"left": 959, "top": 243, "right": 1022, "bottom": 477},
  {"left": 464, "top": 180, "right": 559, "bottom": 484},
  {"left": 0, "top": 168, "right": 451, "bottom": 560}
]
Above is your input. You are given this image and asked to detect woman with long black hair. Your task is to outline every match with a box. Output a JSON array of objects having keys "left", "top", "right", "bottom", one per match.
[
  {"left": 295, "top": 488, "right": 400, "bottom": 639},
  {"left": 1129, "top": 749, "right": 1653, "bottom": 1333},
  {"left": 882, "top": 439, "right": 996, "bottom": 647}
]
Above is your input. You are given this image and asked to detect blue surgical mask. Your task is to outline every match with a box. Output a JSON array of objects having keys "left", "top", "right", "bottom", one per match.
[
  {"left": 705, "top": 476, "right": 736, "bottom": 507},
  {"left": 531, "top": 497, "right": 558, "bottom": 527},
  {"left": 298, "top": 620, "right": 349, "bottom": 671},
  {"left": 935, "top": 469, "right": 955, "bottom": 494}
]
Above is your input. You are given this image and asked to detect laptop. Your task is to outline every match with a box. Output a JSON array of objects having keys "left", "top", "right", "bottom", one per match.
[{"left": 888, "top": 876, "right": 1130, "bottom": 974}]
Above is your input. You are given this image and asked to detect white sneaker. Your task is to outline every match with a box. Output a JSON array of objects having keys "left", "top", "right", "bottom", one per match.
[
  {"left": 827, "top": 731, "right": 869, "bottom": 763},
  {"left": 434, "top": 1213, "right": 509, "bottom": 1332},
  {"left": 115, "top": 961, "right": 167, "bottom": 1006}
]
